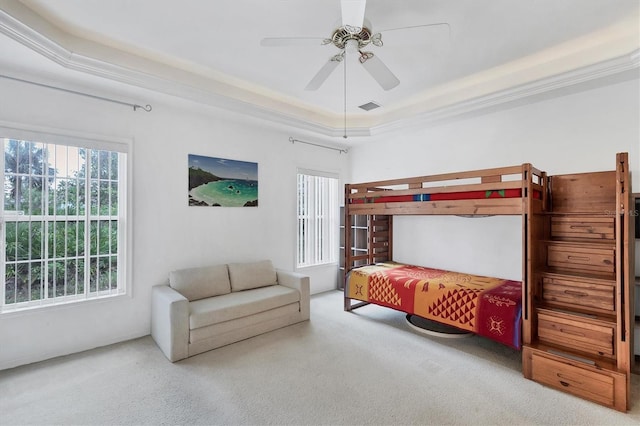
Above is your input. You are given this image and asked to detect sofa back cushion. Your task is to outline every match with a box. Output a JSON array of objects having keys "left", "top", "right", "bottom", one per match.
[
  {"left": 169, "top": 264, "right": 231, "bottom": 301},
  {"left": 228, "top": 260, "right": 278, "bottom": 292}
]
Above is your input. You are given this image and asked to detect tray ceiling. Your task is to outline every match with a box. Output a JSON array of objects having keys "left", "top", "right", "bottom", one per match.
[{"left": 0, "top": 0, "right": 638, "bottom": 139}]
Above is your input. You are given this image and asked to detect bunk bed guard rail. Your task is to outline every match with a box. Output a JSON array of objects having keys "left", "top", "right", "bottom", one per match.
[{"left": 345, "top": 163, "right": 546, "bottom": 216}]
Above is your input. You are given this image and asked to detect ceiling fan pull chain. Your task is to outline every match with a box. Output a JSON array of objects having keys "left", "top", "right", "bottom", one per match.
[{"left": 343, "top": 53, "right": 347, "bottom": 139}]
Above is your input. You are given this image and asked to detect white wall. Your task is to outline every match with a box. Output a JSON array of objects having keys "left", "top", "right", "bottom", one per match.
[
  {"left": 1, "top": 72, "right": 636, "bottom": 370},
  {"left": 0, "top": 78, "right": 348, "bottom": 370},
  {"left": 349, "top": 78, "right": 640, "bottom": 281}
]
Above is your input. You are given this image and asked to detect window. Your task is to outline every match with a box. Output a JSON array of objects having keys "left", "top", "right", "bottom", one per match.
[
  {"left": 1, "top": 135, "right": 128, "bottom": 312},
  {"left": 297, "top": 171, "right": 339, "bottom": 267}
]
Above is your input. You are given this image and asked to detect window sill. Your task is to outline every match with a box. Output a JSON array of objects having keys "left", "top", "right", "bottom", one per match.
[
  {"left": 296, "top": 262, "right": 338, "bottom": 271},
  {"left": 0, "top": 292, "right": 130, "bottom": 317}
]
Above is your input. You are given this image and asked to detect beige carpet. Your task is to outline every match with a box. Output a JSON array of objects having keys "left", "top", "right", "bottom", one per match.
[{"left": 1, "top": 290, "right": 638, "bottom": 425}]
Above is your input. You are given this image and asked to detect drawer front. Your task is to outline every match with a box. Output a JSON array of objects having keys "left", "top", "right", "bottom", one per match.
[
  {"left": 542, "top": 276, "right": 614, "bottom": 312},
  {"left": 551, "top": 217, "right": 614, "bottom": 240},
  {"left": 530, "top": 352, "right": 615, "bottom": 407},
  {"left": 547, "top": 245, "right": 614, "bottom": 274},
  {"left": 538, "top": 311, "right": 614, "bottom": 357}
]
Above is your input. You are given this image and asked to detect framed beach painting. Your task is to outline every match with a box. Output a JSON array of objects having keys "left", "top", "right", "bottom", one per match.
[{"left": 188, "top": 154, "right": 258, "bottom": 207}]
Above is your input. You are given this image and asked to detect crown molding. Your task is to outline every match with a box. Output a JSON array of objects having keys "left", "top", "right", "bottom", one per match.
[
  {"left": 372, "top": 48, "right": 640, "bottom": 136},
  {"left": 0, "top": 6, "right": 341, "bottom": 133},
  {"left": 0, "top": 4, "right": 637, "bottom": 140}
]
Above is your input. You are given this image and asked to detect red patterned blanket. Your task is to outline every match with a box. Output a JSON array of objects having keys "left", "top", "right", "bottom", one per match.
[{"left": 346, "top": 262, "right": 522, "bottom": 349}]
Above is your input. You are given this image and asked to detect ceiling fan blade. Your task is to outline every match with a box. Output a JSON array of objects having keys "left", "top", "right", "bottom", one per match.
[
  {"left": 379, "top": 22, "right": 452, "bottom": 41},
  {"left": 341, "top": 0, "right": 366, "bottom": 29},
  {"left": 260, "top": 37, "right": 328, "bottom": 47},
  {"left": 305, "top": 56, "right": 343, "bottom": 91},
  {"left": 360, "top": 54, "right": 399, "bottom": 90}
]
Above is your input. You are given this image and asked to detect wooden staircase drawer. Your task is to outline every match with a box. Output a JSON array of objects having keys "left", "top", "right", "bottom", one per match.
[
  {"left": 538, "top": 310, "right": 614, "bottom": 357},
  {"left": 547, "top": 245, "right": 614, "bottom": 274},
  {"left": 528, "top": 350, "right": 625, "bottom": 410},
  {"left": 542, "top": 276, "right": 614, "bottom": 312},
  {"left": 551, "top": 217, "right": 614, "bottom": 240}
]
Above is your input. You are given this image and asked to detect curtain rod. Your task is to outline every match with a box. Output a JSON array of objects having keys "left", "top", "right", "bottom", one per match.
[
  {"left": 289, "top": 137, "right": 348, "bottom": 154},
  {"left": 0, "top": 74, "right": 152, "bottom": 112}
]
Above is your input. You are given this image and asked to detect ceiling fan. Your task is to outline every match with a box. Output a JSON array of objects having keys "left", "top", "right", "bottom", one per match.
[{"left": 260, "top": 0, "right": 450, "bottom": 92}]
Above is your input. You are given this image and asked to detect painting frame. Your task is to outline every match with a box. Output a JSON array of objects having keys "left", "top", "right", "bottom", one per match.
[{"left": 188, "top": 154, "right": 258, "bottom": 207}]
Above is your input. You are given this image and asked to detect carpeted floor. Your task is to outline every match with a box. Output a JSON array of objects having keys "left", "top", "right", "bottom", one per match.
[{"left": 1, "top": 290, "right": 638, "bottom": 425}]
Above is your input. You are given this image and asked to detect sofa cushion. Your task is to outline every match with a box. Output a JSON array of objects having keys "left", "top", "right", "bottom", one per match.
[
  {"left": 189, "top": 285, "right": 300, "bottom": 330},
  {"left": 190, "top": 303, "right": 301, "bottom": 343},
  {"left": 169, "top": 264, "right": 231, "bottom": 301},
  {"left": 228, "top": 260, "right": 278, "bottom": 292}
]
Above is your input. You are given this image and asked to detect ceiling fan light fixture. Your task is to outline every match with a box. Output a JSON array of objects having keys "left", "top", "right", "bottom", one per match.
[
  {"left": 331, "top": 52, "right": 346, "bottom": 62},
  {"left": 371, "top": 33, "right": 383, "bottom": 47},
  {"left": 345, "top": 39, "right": 360, "bottom": 53},
  {"left": 359, "top": 51, "right": 374, "bottom": 64}
]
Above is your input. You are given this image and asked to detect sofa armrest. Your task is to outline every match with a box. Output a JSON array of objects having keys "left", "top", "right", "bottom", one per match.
[
  {"left": 276, "top": 269, "right": 310, "bottom": 320},
  {"left": 151, "top": 285, "right": 189, "bottom": 362}
]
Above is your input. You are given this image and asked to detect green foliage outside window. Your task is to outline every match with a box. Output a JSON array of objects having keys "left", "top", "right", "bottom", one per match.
[{"left": 3, "top": 139, "right": 121, "bottom": 305}]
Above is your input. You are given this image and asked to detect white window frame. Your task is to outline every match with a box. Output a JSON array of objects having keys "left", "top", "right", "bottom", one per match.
[
  {"left": 0, "top": 124, "right": 131, "bottom": 313},
  {"left": 296, "top": 169, "right": 340, "bottom": 268}
]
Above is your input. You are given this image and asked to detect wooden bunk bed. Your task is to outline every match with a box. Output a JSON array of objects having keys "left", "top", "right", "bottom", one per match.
[
  {"left": 343, "top": 164, "right": 545, "bottom": 350},
  {"left": 342, "top": 154, "right": 634, "bottom": 412}
]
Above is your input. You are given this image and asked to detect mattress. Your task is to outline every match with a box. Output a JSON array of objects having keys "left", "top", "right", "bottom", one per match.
[{"left": 345, "top": 262, "right": 522, "bottom": 349}]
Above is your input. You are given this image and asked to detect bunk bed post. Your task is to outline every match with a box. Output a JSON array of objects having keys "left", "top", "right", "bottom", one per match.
[
  {"left": 522, "top": 163, "right": 532, "bottom": 345},
  {"left": 615, "top": 152, "right": 633, "bottom": 408},
  {"left": 367, "top": 214, "right": 374, "bottom": 265},
  {"left": 344, "top": 184, "right": 354, "bottom": 311},
  {"left": 388, "top": 216, "right": 393, "bottom": 262},
  {"left": 540, "top": 171, "right": 548, "bottom": 212},
  {"left": 522, "top": 164, "right": 548, "bottom": 346}
]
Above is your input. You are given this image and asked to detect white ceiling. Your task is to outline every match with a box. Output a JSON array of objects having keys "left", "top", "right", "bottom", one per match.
[{"left": 0, "top": 0, "right": 638, "bottom": 139}]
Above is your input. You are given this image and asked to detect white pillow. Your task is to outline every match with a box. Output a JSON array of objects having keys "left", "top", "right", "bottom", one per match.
[
  {"left": 228, "top": 260, "right": 277, "bottom": 292},
  {"left": 169, "top": 264, "right": 231, "bottom": 301}
]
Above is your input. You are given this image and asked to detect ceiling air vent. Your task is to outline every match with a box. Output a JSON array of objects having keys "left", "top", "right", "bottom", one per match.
[{"left": 358, "top": 101, "right": 381, "bottom": 111}]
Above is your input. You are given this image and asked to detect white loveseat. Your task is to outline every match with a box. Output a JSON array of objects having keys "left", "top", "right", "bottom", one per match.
[{"left": 151, "top": 260, "right": 310, "bottom": 362}]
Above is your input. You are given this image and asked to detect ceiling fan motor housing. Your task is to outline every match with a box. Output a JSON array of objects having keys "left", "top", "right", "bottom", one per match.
[{"left": 331, "top": 25, "right": 373, "bottom": 49}]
